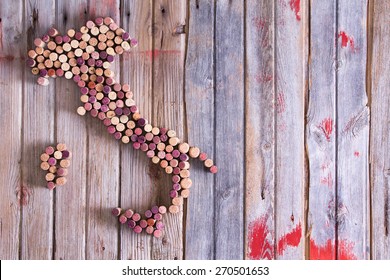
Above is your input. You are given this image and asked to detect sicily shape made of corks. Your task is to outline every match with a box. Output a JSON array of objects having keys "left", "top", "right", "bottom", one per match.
[{"left": 26, "top": 17, "right": 217, "bottom": 238}]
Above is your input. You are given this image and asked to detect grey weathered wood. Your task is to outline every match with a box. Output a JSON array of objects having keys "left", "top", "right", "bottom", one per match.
[
  {"left": 214, "top": 0, "right": 244, "bottom": 259},
  {"left": 306, "top": 0, "right": 337, "bottom": 259},
  {"left": 54, "top": 0, "right": 88, "bottom": 259},
  {"left": 274, "top": 0, "right": 307, "bottom": 259},
  {"left": 370, "top": 0, "right": 389, "bottom": 260},
  {"left": 245, "top": 0, "right": 275, "bottom": 260},
  {"left": 85, "top": 0, "right": 121, "bottom": 260},
  {"left": 120, "top": 0, "right": 154, "bottom": 260},
  {"left": 336, "top": 0, "right": 370, "bottom": 259},
  {"left": 21, "top": 0, "right": 55, "bottom": 260},
  {"left": 184, "top": 0, "right": 215, "bottom": 260},
  {"left": 0, "top": 0, "right": 23, "bottom": 260},
  {"left": 151, "top": 0, "right": 186, "bottom": 260}
]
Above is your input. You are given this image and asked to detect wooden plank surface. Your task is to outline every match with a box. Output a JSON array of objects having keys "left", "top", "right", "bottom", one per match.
[
  {"left": 151, "top": 0, "right": 186, "bottom": 260},
  {"left": 54, "top": 0, "right": 88, "bottom": 259},
  {"left": 306, "top": 1, "right": 337, "bottom": 260},
  {"left": 184, "top": 0, "right": 215, "bottom": 260},
  {"left": 245, "top": 0, "right": 276, "bottom": 260},
  {"left": 85, "top": 0, "right": 121, "bottom": 260},
  {"left": 0, "top": 0, "right": 23, "bottom": 260},
  {"left": 336, "top": 0, "right": 370, "bottom": 260},
  {"left": 370, "top": 0, "right": 390, "bottom": 260},
  {"left": 274, "top": 0, "right": 307, "bottom": 259},
  {"left": 21, "top": 0, "right": 55, "bottom": 260},
  {"left": 214, "top": 0, "right": 244, "bottom": 259},
  {"left": 120, "top": 0, "right": 154, "bottom": 260}
]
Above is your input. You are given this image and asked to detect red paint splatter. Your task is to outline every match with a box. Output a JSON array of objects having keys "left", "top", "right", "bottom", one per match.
[
  {"left": 338, "top": 31, "right": 355, "bottom": 51},
  {"left": 277, "top": 222, "right": 302, "bottom": 255},
  {"left": 338, "top": 240, "right": 357, "bottom": 260},
  {"left": 276, "top": 92, "right": 286, "bottom": 114},
  {"left": 310, "top": 239, "right": 335, "bottom": 260},
  {"left": 320, "top": 172, "right": 333, "bottom": 188},
  {"left": 354, "top": 151, "right": 360, "bottom": 157},
  {"left": 247, "top": 216, "right": 274, "bottom": 260},
  {"left": 319, "top": 118, "right": 333, "bottom": 142},
  {"left": 131, "top": 50, "right": 181, "bottom": 59},
  {"left": 251, "top": 17, "right": 270, "bottom": 47},
  {"left": 289, "top": 0, "right": 301, "bottom": 21}
]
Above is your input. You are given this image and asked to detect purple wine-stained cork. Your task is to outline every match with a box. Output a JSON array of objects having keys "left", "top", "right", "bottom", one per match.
[
  {"left": 156, "top": 221, "right": 165, "bottom": 230},
  {"left": 165, "top": 153, "right": 173, "bottom": 161},
  {"left": 132, "top": 142, "right": 141, "bottom": 150},
  {"left": 151, "top": 205, "right": 159, "bottom": 214},
  {"left": 137, "top": 118, "right": 146, "bottom": 127},
  {"left": 127, "top": 220, "right": 136, "bottom": 229},
  {"left": 119, "top": 214, "right": 127, "bottom": 224},
  {"left": 160, "top": 128, "right": 168, "bottom": 135},
  {"left": 178, "top": 161, "right": 190, "bottom": 169},
  {"left": 62, "top": 150, "right": 70, "bottom": 158},
  {"left": 172, "top": 183, "right": 181, "bottom": 191},
  {"left": 114, "top": 132, "right": 122, "bottom": 140},
  {"left": 47, "top": 182, "right": 55, "bottom": 190},
  {"left": 42, "top": 34, "right": 50, "bottom": 43},
  {"left": 55, "top": 35, "right": 63, "bottom": 44},
  {"left": 152, "top": 136, "right": 161, "bottom": 144},
  {"left": 146, "top": 226, "right": 154, "bottom": 235},
  {"left": 133, "top": 225, "right": 142, "bottom": 234},
  {"left": 170, "top": 190, "right": 178, "bottom": 198},
  {"left": 26, "top": 58, "right": 36, "bottom": 67},
  {"left": 134, "top": 128, "right": 142, "bottom": 136},
  {"left": 56, "top": 167, "right": 68, "bottom": 176},
  {"left": 48, "top": 27, "right": 59, "bottom": 37},
  {"left": 39, "top": 69, "right": 48, "bottom": 77},
  {"left": 146, "top": 150, "right": 155, "bottom": 158},
  {"left": 112, "top": 207, "right": 122, "bottom": 216},
  {"left": 148, "top": 143, "right": 156, "bottom": 150},
  {"left": 160, "top": 134, "right": 168, "bottom": 142},
  {"left": 153, "top": 229, "right": 162, "bottom": 238},
  {"left": 48, "top": 157, "right": 57, "bottom": 166},
  {"left": 122, "top": 32, "right": 130, "bottom": 40},
  {"left": 173, "top": 167, "right": 180, "bottom": 175},
  {"left": 114, "top": 108, "right": 123, "bottom": 116},
  {"left": 172, "top": 150, "right": 180, "bottom": 158},
  {"left": 124, "top": 209, "right": 134, "bottom": 219},
  {"left": 139, "top": 220, "right": 147, "bottom": 228},
  {"left": 144, "top": 210, "right": 153, "bottom": 218},
  {"left": 199, "top": 152, "right": 208, "bottom": 161},
  {"left": 172, "top": 175, "right": 181, "bottom": 184},
  {"left": 74, "top": 32, "right": 82, "bottom": 40},
  {"left": 62, "top": 35, "right": 71, "bottom": 43},
  {"left": 45, "top": 146, "right": 54, "bottom": 155},
  {"left": 154, "top": 213, "right": 162, "bottom": 221},
  {"left": 179, "top": 154, "right": 189, "bottom": 162},
  {"left": 106, "top": 55, "right": 114, "bottom": 63},
  {"left": 107, "top": 126, "right": 116, "bottom": 134},
  {"left": 137, "top": 135, "right": 145, "bottom": 143}
]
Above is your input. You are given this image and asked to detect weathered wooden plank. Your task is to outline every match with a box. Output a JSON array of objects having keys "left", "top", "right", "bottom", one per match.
[
  {"left": 0, "top": 1, "right": 23, "bottom": 260},
  {"left": 184, "top": 0, "right": 215, "bottom": 260},
  {"left": 336, "top": 0, "right": 370, "bottom": 260},
  {"left": 306, "top": 1, "right": 337, "bottom": 260},
  {"left": 21, "top": 0, "right": 55, "bottom": 260},
  {"left": 274, "top": 0, "right": 307, "bottom": 259},
  {"left": 120, "top": 0, "right": 154, "bottom": 260},
  {"left": 214, "top": 0, "right": 244, "bottom": 259},
  {"left": 245, "top": 0, "right": 275, "bottom": 260},
  {"left": 369, "top": 0, "right": 389, "bottom": 260},
  {"left": 151, "top": 0, "right": 186, "bottom": 260},
  {"left": 54, "top": 0, "right": 88, "bottom": 259},
  {"left": 84, "top": 0, "right": 121, "bottom": 260}
]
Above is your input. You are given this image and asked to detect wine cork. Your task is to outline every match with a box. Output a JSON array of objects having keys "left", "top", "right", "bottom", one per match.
[
  {"left": 40, "top": 153, "right": 50, "bottom": 162},
  {"left": 40, "top": 161, "right": 50, "bottom": 171},
  {"left": 210, "top": 165, "right": 218, "bottom": 174},
  {"left": 47, "top": 181, "right": 55, "bottom": 190},
  {"left": 155, "top": 221, "right": 164, "bottom": 230},
  {"left": 55, "top": 176, "right": 67, "bottom": 186},
  {"left": 178, "top": 142, "right": 190, "bottom": 154},
  {"left": 60, "top": 159, "right": 71, "bottom": 168},
  {"left": 204, "top": 159, "right": 213, "bottom": 168},
  {"left": 133, "top": 225, "right": 142, "bottom": 234},
  {"left": 172, "top": 196, "right": 183, "bottom": 206},
  {"left": 112, "top": 207, "right": 122, "bottom": 216},
  {"left": 45, "top": 173, "right": 55, "bottom": 181},
  {"left": 132, "top": 213, "right": 141, "bottom": 222},
  {"left": 181, "top": 189, "right": 190, "bottom": 198},
  {"left": 54, "top": 151, "right": 63, "bottom": 160},
  {"left": 169, "top": 205, "right": 179, "bottom": 214},
  {"left": 124, "top": 209, "right": 134, "bottom": 219},
  {"left": 56, "top": 168, "right": 68, "bottom": 176},
  {"left": 147, "top": 218, "right": 156, "bottom": 226},
  {"left": 179, "top": 169, "right": 190, "bottom": 178},
  {"left": 139, "top": 220, "right": 147, "bottom": 228},
  {"left": 159, "top": 206, "right": 167, "bottom": 214},
  {"left": 180, "top": 178, "right": 192, "bottom": 189},
  {"left": 146, "top": 226, "right": 154, "bottom": 235},
  {"left": 151, "top": 205, "right": 159, "bottom": 214},
  {"left": 48, "top": 157, "right": 57, "bottom": 166},
  {"left": 119, "top": 214, "right": 127, "bottom": 224},
  {"left": 199, "top": 152, "right": 208, "bottom": 161},
  {"left": 189, "top": 146, "right": 200, "bottom": 158},
  {"left": 127, "top": 220, "right": 136, "bottom": 229},
  {"left": 49, "top": 165, "right": 57, "bottom": 174}
]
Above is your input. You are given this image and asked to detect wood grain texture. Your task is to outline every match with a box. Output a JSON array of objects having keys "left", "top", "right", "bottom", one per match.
[
  {"left": 245, "top": 0, "right": 275, "bottom": 260},
  {"left": 274, "top": 0, "right": 307, "bottom": 259},
  {"left": 54, "top": 0, "right": 88, "bottom": 259},
  {"left": 370, "top": 0, "right": 389, "bottom": 260},
  {"left": 184, "top": 0, "right": 215, "bottom": 260},
  {"left": 306, "top": 0, "right": 337, "bottom": 260},
  {"left": 21, "top": 0, "right": 55, "bottom": 260},
  {"left": 151, "top": 0, "right": 186, "bottom": 260},
  {"left": 120, "top": 0, "right": 154, "bottom": 260},
  {"left": 85, "top": 0, "right": 121, "bottom": 260},
  {"left": 214, "top": 0, "right": 244, "bottom": 259},
  {"left": 336, "top": 0, "right": 370, "bottom": 260},
  {"left": 0, "top": 0, "right": 23, "bottom": 260}
]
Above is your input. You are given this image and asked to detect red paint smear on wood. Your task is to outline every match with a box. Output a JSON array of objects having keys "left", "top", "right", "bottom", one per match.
[
  {"left": 310, "top": 239, "right": 335, "bottom": 260},
  {"left": 276, "top": 92, "right": 286, "bottom": 114},
  {"left": 354, "top": 151, "right": 360, "bottom": 157},
  {"left": 338, "top": 31, "right": 355, "bottom": 51},
  {"left": 132, "top": 50, "right": 181, "bottom": 59},
  {"left": 255, "top": 73, "right": 273, "bottom": 84},
  {"left": 319, "top": 118, "right": 333, "bottom": 142},
  {"left": 320, "top": 172, "right": 333, "bottom": 188},
  {"left": 248, "top": 216, "right": 274, "bottom": 260},
  {"left": 277, "top": 222, "right": 302, "bottom": 255},
  {"left": 310, "top": 239, "right": 357, "bottom": 260},
  {"left": 289, "top": 0, "right": 301, "bottom": 21}
]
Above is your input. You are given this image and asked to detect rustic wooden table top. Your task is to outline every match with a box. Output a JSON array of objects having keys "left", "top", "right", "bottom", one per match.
[{"left": 0, "top": 0, "right": 388, "bottom": 260}]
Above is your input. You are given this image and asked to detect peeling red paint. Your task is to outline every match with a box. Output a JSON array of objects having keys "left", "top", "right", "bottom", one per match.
[
  {"left": 310, "top": 239, "right": 357, "bottom": 260},
  {"left": 320, "top": 172, "right": 333, "bottom": 188},
  {"left": 251, "top": 17, "right": 270, "bottom": 47},
  {"left": 310, "top": 239, "right": 335, "bottom": 260},
  {"left": 276, "top": 92, "right": 286, "bottom": 114},
  {"left": 319, "top": 118, "right": 333, "bottom": 142},
  {"left": 248, "top": 215, "right": 274, "bottom": 260},
  {"left": 338, "top": 240, "right": 357, "bottom": 260},
  {"left": 338, "top": 31, "right": 355, "bottom": 51},
  {"left": 255, "top": 73, "right": 273, "bottom": 84},
  {"left": 289, "top": 0, "right": 301, "bottom": 21},
  {"left": 277, "top": 222, "right": 302, "bottom": 255}
]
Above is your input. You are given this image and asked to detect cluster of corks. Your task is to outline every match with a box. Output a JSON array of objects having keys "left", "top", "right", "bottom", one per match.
[
  {"left": 40, "top": 144, "right": 71, "bottom": 190},
  {"left": 112, "top": 206, "right": 166, "bottom": 238},
  {"left": 27, "top": 17, "right": 218, "bottom": 236}
]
